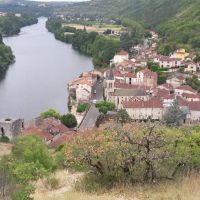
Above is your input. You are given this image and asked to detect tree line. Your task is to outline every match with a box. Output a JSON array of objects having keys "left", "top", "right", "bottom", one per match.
[
  {"left": 0, "top": 13, "right": 38, "bottom": 77},
  {"left": 0, "top": 13, "right": 38, "bottom": 36},
  {"left": 46, "top": 18, "right": 121, "bottom": 68}
]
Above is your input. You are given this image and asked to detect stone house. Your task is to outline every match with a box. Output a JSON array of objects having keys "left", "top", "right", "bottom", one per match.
[
  {"left": 184, "top": 61, "right": 197, "bottom": 73},
  {"left": 0, "top": 118, "right": 24, "bottom": 140},
  {"left": 166, "top": 76, "right": 185, "bottom": 88},
  {"left": 175, "top": 85, "right": 197, "bottom": 96},
  {"left": 153, "top": 55, "right": 181, "bottom": 69},
  {"left": 108, "top": 88, "right": 148, "bottom": 109},
  {"left": 122, "top": 98, "right": 163, "bottom": 120},
  {"left": 112, "top": 50, "right": 129, "bottom": 64}
]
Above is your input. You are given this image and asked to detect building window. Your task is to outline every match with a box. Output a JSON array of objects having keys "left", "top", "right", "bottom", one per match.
[{"left": 1, "top": 127, "right": 5, "bottom": 137}]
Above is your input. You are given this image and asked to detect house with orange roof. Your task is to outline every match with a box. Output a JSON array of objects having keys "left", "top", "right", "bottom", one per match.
[
  {"left": 112, "top": 50, "right": 129, "bottom": 64},
  {"left": 122, "top": 97, "right": 164, "bottom": 120},
  {"left": 175, "top": 85, "right": 197, "bottom": 96}
]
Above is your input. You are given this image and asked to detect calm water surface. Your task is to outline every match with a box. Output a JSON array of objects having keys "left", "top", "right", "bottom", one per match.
[{"left": 0, "top": 17, "right": 93, "bottom": 120}]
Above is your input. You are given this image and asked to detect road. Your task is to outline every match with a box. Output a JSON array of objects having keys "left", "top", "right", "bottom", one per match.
[
  {"left": 79, "top": 79, "right": 104, "bottom": 130},
  {"left": 79, "top": 104, "right": 100, "bottom": 130},
  {"left": 91, "top": 79, "right": 104, "bottom": 101}
]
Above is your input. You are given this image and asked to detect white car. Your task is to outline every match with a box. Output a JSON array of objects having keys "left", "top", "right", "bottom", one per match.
[{"left": 93, "top": 99, "right": 97, "bottom": 104}]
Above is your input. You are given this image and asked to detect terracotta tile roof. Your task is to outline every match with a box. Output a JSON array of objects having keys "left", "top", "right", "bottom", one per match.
[
  {"left": 49, "top": 132, "right": 76, "bottom": 148},
  {"left": 22, "top": 128, "right": 53, "bottom": 141},
  {"left": 114, "top": 83, "right": 140, "bottom": 89},
  {"left": 34, "top": 117, "right": 72, "bottom": 134},
  {"left": 123, "top": 97, "right": 163, "bottom": 109},
  {"left": 116, "top": 50, "right": 129, "bottom": 56},
  {"left": 112, "top": 88, "right": 147, "bottom": 97},
  {"left": 175, "top": 85, "right": 197, "bottom": 93},
  {"left": 178, "top": 96, "right": 200, "bottom": 111},
  {"left": 182, "top": 93, "right": 200, "bottom": 99},
  {"left": 113, "top": 70, "right": 124, "bottom": 78}
]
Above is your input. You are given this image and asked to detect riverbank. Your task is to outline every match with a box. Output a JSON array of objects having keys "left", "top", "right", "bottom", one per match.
[
  {"left": 46, "top": 18, "right": 120, "bottom": 68},
  {"left": 1, "top": 17, "right": 93, "bottom": 119},
  {"left": 0, "top": 13, "right": 38, "bottom": 77}
]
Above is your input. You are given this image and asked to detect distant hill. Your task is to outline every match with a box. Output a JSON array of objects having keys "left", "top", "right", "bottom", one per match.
[{"left": 63, "top": 0, "right": 200, "bottom": 51}]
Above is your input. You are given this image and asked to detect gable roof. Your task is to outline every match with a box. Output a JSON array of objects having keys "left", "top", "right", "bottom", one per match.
[{"left": 123, "top": 98, "right": 163, "bottom": 109}]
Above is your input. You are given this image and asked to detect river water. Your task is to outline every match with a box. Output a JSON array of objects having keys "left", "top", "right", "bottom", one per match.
[{"left": 0, "top": 17, "right": 93, "bottom": 120}]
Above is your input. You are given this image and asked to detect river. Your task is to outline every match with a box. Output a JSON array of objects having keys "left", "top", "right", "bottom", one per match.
[{"left": 0, "top": 17, "right": 93, "bottom": 120}]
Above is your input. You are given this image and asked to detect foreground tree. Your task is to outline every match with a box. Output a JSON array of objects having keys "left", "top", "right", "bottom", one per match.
[
  {"left": 65, "top": 122, "right": 195, "bottom": 186},
  {"left": 0, "top": 135, "right": 54, "bottom": 200},
  {"left": 163, "top": 100, "right": 186, "bottom": 126}
]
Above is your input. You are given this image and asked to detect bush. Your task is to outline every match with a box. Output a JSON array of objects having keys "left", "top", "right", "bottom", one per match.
[
  {"left": 65, "top": 123, "right": 200, "bottom": 187},
  {"left": 61, "top": 114, "right": 77, "bottom": 128},
  {"left": 95, "top": 101, "right": 115, "bottom": 114},
  {"left": 77, "top": 103, "right": 87, "bottom": 113},
  {"left": 40, "top": 109, "right": 60, "bottom": 119},
  {"left": 0, "top": 135, "right": 10, "bottom": 143}
]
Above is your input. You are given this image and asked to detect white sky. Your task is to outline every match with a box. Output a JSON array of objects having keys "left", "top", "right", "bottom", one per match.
[{"left": 28, "top": 0, "right": 89, "bottom": 2}]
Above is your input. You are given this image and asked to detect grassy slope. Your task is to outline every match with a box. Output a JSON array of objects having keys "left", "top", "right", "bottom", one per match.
[{"left": 34, "top": 170, "right": 200, "bottom": 200}]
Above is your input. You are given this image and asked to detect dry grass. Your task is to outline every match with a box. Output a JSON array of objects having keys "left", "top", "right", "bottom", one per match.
[
  {"left": 63, "top": 23, "right": 122, "bottom": 33},
  {"left": 0, "top": 142, "right": 12, "bottom": 158},
  {"left": 33, "top": 170, "right": 200, "bottom": 200}
]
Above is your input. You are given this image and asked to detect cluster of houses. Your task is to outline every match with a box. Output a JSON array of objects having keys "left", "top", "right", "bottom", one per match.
[
  {"left": 68, "top": 70, "right": 102, "bottom": 104},
  {"left": 104, "top": 43, "right": 200, "bottom": 123},
  {"left": 0, "top": 117, "right": 77, "bottom": 148}
]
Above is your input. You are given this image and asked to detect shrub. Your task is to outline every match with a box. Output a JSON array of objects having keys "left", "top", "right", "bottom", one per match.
[
  {"left": 95, "top": 101, "right": 115, "bottom": 114},
  {"left": 61, "top": 114, "right": 77, "bottom": 128},
  {"left": 40, "top": 109, "right": 60, "bottom": 119},
  {"left": 77, "top": 103, "right": 87, "bottom": 113},
  {"left": 0, "top": 135, "right": 10, "bottom": 143}
]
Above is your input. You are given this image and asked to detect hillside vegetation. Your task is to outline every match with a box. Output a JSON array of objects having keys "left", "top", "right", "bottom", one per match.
[{"left": 62, "top": 0, "right": 200, "bottom": 52}]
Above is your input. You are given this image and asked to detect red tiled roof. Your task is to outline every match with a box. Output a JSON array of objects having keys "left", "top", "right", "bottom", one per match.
[
  {"left": 116, "top": 50, "right": 129, "bottom": 56},
  {"left": 175, "top": 85, "right": 197, "bottom": 93},
  {"left": 182, "top": 93, "right": 200, "bottom": 99},
  {"left": 22, "top": 128, "right": 53, "bottom": 141},
  {"left": 123, "top": 98, "right": 163, "bottom": 109},
  {"left": 49, "top": 132, "right": 76, "bottom": 148}
]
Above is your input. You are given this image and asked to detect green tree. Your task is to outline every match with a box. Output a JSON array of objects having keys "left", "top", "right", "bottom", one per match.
[
  {"left": 0, "top": 135, "right": 54, "bottom": 199},
  {"left": 163, "top": 100, "right": 186, "bottom": 126},
  {"left": 116, "top": 109, "right": 130, "bottom": 126},
  {"left": 60, "top": 114, "right": 77, "bottom": 128},
  {"left": 40, "top": 109, "right": 60, "bottom": 119},
  {"left": 95, "top": 101, "right": 115, "bottom": 114},
  {"left": 77, "top": 103, "right": 87, "bottom": 113},
  {"left": 65, "top": 123, "right": 187, "bottom": 186}
]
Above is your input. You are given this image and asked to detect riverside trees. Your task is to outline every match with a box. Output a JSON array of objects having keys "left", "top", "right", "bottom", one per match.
[{"left": 46, "top": 18, "right": 120, "bottom": 68}]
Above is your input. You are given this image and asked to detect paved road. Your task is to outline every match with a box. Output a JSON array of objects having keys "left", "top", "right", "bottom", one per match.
[
  {"left": 79, "top": 104, "right": 100, "bottom": 130},
  {"left": 79, "top": 79, "right": 103, "bottom": 130},
  {"left": 91, "top": 79, "right": 104, "bottom": 101}
]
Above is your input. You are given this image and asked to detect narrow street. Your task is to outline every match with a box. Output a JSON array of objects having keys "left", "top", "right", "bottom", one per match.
[{"left": 79, "top": 104, "right": 99, "bottom": 130}]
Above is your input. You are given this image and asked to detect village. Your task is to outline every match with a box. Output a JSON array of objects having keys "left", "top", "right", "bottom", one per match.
[
  {"left": 1, "top": 30, "right": 200, "bottom": 149},
  {"left": 67, "top": 30, "right": 200, "bottom": 125}
]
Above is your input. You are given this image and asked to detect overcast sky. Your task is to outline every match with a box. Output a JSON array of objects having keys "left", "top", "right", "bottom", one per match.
[{"left": 29, "top": 0, "right": 89, "bottom": 2}]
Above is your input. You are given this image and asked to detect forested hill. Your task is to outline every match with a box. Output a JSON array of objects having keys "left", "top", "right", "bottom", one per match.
[
  {"left": 63, "top": 0, "right": 200, "bottom": 51},
  {"left": 63, "top": 0, "right": 195, "bottom": 27}
]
